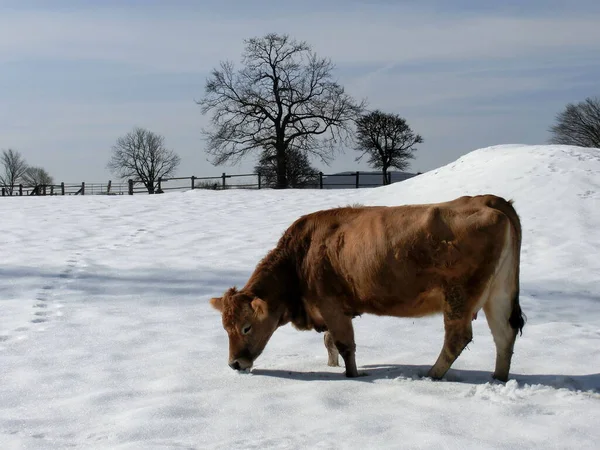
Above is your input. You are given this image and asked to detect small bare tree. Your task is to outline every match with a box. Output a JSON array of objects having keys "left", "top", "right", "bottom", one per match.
[
  {"left": 197, "top": 33, "right": 364, "bottom": 189},
  {"left": 0, "top": 149, "right": 28, "bottom": 195},
  {"left": 22, "top": 166, "right": 54, "bottom": 192},
  {"left": 354, "top": 110, "right": 423, "bottom": 185},
  {"left": 107, "top": 127, "right": 180, "bottom": 194},
  {"left": 549, "top": 96, "right": 600, "bottom": 148}
]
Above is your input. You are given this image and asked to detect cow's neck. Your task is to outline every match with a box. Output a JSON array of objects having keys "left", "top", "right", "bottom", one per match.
[{"left": 243, "top": 247, "right": 302, "bottom": 328}]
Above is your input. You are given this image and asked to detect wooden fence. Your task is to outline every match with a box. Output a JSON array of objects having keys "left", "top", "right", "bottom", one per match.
[
  {"left": 1, "top": 180, "right": 130, "bottom": 197},
  {"left": 1, "top": 171, "right": 396, "bottom": 197},
  {"left": 153, "top": 171, "right": 393, "bottom": 194}
]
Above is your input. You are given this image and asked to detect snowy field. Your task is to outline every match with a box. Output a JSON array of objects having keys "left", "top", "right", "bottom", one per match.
[{"left": 1, "top": 144, "right": 599, "bottom": 449}]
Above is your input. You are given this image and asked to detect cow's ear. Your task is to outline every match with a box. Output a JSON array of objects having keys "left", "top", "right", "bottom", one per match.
[
  {"left": 251, "top": 298, "right": 268, "bottom": 319},
  {"left": 226, "top": 287, "right": 238, "bottom": 296},
  {"left": 210, "top": 296, "right": 224, "bottom": 312}
]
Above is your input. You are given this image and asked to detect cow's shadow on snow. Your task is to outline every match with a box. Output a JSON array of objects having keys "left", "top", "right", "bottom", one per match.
[{"left": 251, "top": 364, "right": 600, "bottom": 393}]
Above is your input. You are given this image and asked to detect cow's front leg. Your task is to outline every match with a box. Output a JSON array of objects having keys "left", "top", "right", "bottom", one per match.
[
  {"left": 321, "top": 311, "right": 359, "bottom": 377},
  {"left": 324, "top": 331, "right": 339, "bottom": 367}
]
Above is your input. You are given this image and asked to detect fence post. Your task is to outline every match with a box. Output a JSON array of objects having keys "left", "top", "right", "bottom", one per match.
[
  {"left": 355, "top": 171, "right": 360, "bottom": 188},
  {"left": 128, "top": 179, "right": 133, "bottom": 195},
  {"left": 81, "top": 182, "right": 85, "bottom": 195},
  {"left": 19, "top": 184, "right": 23, "bottom": 196},
  {"left": 1, "top": 188, "right": 4, "bottom": 196},
  {"left": 191, "top": 176, "right": 196, "bottom": 190},
  {"left": 156, "top": 177, "right": 162, "bottom": 194},
  {"left": 222, "top": 172, "right": 226, "bottom": 189},
  {"left": 319, "top": 172, "right": 323, "bottom": 189},
  {"left": 42, "top": 185, "right": 47, "bottom": 196},
  {"left": 107, "top": 180, "right": 112, "bottom": 194},
  {"left": 61, "top": 182, "right": 65, "bottom": 195},
  {"left": 50, "top": 185, "right": 54, "bottom": 196},
  {"left": 257, "top": 172, "right": 262, "bottom": 189}
]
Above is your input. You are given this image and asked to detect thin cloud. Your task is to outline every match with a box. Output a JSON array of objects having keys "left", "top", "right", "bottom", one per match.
[{"left": 0, "top": 8, "right": 599, "bottom": 72}]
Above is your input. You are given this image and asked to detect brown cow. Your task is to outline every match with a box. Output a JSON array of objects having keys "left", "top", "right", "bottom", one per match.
[{"left": 210, "top": 194, "right": 526, "bottom": 382}]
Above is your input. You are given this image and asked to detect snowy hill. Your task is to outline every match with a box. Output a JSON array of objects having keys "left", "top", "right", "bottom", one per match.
[{"left": 1, "top": 144, "right": 599, "bottom": 449}]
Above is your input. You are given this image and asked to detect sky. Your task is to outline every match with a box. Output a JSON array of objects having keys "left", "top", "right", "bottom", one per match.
[{"left": 1, "top": 0, "right": 599, "bottom": 182}]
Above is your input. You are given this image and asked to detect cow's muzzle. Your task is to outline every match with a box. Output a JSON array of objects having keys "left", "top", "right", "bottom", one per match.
[{"left": 228, "top": 357, "right": 252, "bottom": 371}]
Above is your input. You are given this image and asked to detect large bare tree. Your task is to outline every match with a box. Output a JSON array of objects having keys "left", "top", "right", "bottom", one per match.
[
  {"left": 549, "top": 96, "right": 600, "bottom": 148},
  {"left": 197, "top": 33, "right": 364, "bottom": 189},
  {"left": 107, "top": 127, "right": 181, "bottom": 194},
  {"left": 0, "top": 149, "right": 28, "bottom": 195},
  {"left": 354, "top": 110, "right": 423, "bottom": 185}
]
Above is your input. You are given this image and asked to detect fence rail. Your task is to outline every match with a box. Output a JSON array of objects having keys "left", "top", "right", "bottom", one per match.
[
  {"left": 1, "top": 181, "right": 130, "bottom": 197},
  {"left": 156, "top": 171, "right": 393, "bottom": 193},
  {"left": 1, "top": 171, "right": 399, "bottom": 197}
]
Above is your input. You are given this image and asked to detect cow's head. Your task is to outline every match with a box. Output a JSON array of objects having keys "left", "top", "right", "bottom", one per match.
[{"left": 210, "top": 287, "right": 280, "bottom": 371}]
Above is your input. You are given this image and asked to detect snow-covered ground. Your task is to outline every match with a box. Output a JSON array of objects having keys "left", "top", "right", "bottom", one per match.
[{"left": 1, "top": 144, "right": 599, "bottom": 449}]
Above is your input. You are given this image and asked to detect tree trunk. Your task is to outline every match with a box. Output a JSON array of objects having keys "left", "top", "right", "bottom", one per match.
[
  {"left": 275, "top": 146, "right": 288, "bottom": 189},
  {"left": 146, "top": 180, "right": 155, "bottom": 194},
  {"left": 382, "top": 167, "right": 389, "bottom": 186}
]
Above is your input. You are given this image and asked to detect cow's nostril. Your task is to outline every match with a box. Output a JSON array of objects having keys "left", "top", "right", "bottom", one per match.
[{"left": 229, "top": 360, "right": 241, "bottom": 370}]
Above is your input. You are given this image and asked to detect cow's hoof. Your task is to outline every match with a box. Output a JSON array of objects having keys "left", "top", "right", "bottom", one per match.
[
  {"left": 426, "top": 369, "right": 444, "bottom": 380},
  {"left": 345, "top": 370, "right": 368, "bottom": 378},
  {"left": 492, "top": 373, "right": 509, "bottom": 383}
]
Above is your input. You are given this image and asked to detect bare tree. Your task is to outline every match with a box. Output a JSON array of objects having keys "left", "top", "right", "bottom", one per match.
[
  {"left": 22, "top": 166, "right": 54, "bottom": 190},
  {"left": 107, "top": 127, "right": 180, "bottom": 194},
  {"left": 255, "top": 147, "right": 319, "bottom": 188},
  {"left": 0, "top": 149, "right": 28, "bottom": 195},
  {"left": 197, "top": 33, "right": 365, "bottom": 189},
  {"left": 354, "top": 110, "right": 423, "bottom": 185},
  {"left": 549, "top": 96, "right": 600, "bottom": 148}
]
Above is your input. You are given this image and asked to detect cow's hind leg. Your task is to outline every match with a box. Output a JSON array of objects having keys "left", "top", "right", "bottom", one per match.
[
  {"left": 324, "top": 331, "right": 340, "bottom": 367},
  {"left": 428, "top": 286, "right": 474, "bottom": 380},
  {"left": 482, "top": 220, "right": 522, "bottom": 382},
  {"left": 428, "top": 318, "right": 473, "bottom": 380},
  {"left": 483, "top": 293, "right": 519, "bottom": 382},
  {"left": 320, "top": 310, "right": 360, "bottom": 377}
]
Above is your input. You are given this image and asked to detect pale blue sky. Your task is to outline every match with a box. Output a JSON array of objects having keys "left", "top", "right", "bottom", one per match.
[{"left": 1, "top": 0, "right": 599, "bottom": 182}]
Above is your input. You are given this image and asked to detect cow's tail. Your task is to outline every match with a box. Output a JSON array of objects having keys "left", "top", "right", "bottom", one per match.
[{"left": 489, "top": 197, "right": 526, "bottom": 335}]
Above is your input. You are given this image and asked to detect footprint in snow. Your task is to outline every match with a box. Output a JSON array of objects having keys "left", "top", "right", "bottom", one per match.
[
  {"left": 2, "top": 253, "right": 83, "bottom": 344},
  {"left": 28, "top": 253, "right": 81, "bottom": 327}
]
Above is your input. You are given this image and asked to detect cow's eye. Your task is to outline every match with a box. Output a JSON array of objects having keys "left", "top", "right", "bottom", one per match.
[{"left": 242, "top": 324, "right": 252, "bottom": 335}]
